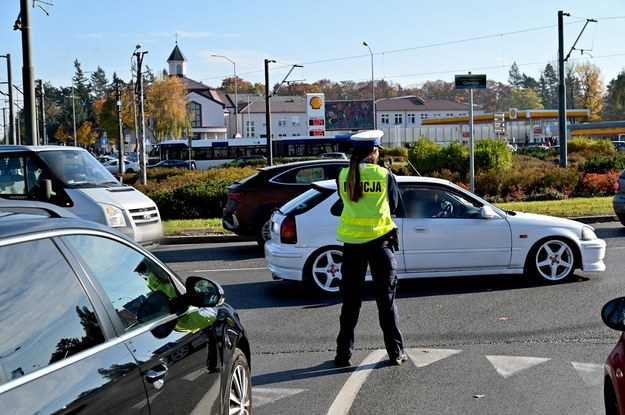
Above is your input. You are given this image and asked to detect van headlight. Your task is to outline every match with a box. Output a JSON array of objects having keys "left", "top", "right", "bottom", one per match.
[
  {"left": 100, "top": 203, "right": 127, "bottom": 227},
  {"left": 581, "top": 226, "right": 597, "bottom": 241}
]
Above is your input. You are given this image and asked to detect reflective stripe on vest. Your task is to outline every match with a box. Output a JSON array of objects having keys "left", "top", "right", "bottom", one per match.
[{"left": 336, "top": 164, "right": 397, "bottom": 243}]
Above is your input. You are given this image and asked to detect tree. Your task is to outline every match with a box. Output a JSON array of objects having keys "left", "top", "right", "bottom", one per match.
[
  {"left": 94, "top": 86, "right": 136, "bottom": 144},
  {"left": 601, "top": 70, "right": 625, "bottom": 121},
  {"left": 475, "top": 80, "right": 513, "bottom": 112},
  {"left": 576, "top": 62, "right": 605, "bottom": 121},
  {"left": 508, "top": 62, "right": 524, "bottom": 88},
  {"left": 90, "top": 67, "right": 110, "bottom": 100},
  {"left": 538, "top": 63, "right": 558, "bottom": 109},
  {"left": 144, "top": 75, "right": 191, "bottom": 140},
  {"left": 76, "top": 121, "right": 98, "bottom": 146},
  {"left": 502, "top": 88, "right": 544, "bottom": 110},
  {"left": 54, "top": 124, "right": 71, "bottom": 144}
]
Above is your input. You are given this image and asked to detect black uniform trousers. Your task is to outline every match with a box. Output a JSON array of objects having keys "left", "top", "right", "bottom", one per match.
[{"left": 336, "top": 232, "right": 405, "bottom": 361}]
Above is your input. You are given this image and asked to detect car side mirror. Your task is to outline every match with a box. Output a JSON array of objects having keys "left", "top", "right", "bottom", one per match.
[
  {"left": 43, "top": 179, "right": 55, "bottom": 200},
  {"left": 185, "top": 276, "right": 225, "bottom": 307},
  {"left": 480, "top": 205, "right": 498, "bottom": 219},
  {"left": 602, "top": 297, "right": 625, "bottom": 331}
]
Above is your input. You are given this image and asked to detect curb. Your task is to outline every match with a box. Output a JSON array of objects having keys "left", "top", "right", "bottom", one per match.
[{"left": 160, "top": 215, "right": 618, "bottom": 245}]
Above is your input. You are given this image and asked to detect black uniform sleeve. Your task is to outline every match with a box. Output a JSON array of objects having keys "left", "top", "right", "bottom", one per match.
[{"left": 387, "top": 171, "right": 399, "bottom": 213}]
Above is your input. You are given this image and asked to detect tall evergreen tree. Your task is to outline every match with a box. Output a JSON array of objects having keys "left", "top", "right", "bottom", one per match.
[{"left": 90, "top": 67, "right": 110, "bottom": 100}]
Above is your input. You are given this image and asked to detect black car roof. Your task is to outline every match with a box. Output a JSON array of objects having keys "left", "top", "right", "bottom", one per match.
[
  {"left": 257, "top": 159, "right": 348, "bottom": 172},
  {"left": 0, "top": 210, "right": 132, "bottom": 242}
]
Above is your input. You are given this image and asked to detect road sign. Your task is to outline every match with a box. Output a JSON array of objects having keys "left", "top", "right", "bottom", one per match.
[
  {"left": 455, "top": 74, "right": 487, "bottom": 89},
  {"left": 493, "top": 112, "right": 506, "bottom": 135}
]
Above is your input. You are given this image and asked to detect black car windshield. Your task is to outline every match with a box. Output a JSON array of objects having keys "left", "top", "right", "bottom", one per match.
[{"left": 39, "top": 150, "right": 121, "bottom": 187}]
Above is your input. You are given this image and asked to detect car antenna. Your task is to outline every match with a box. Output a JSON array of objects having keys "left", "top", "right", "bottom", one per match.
[{"left": 406, "top": 160, "right": 421, "bottom": 176}]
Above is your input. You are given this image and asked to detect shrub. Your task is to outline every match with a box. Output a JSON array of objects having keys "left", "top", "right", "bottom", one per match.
[
  {"left": 474, "top": 140, "right": 513, "bottom": 171},
  {"left": 407, "top": 139, "right": 442, "bottom": 175},
  {"left": 380, "top": 147, "right": 408, "bottom": 158},
  {"left": 568, "top": 137, "right": 615, "bottom": 156},
  {"left": 576, "top": 172, "right": 619, "bottom": 197},
  {"left": 577, "top": 153, "right": 625, "bottom": 174},
  {"left": 516, "top": 146, "right": 551, "bottom": 159}
]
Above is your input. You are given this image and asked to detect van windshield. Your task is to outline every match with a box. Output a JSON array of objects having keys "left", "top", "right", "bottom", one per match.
[{"left": 38, "top": 150, "right": 121, "bottom": 187}]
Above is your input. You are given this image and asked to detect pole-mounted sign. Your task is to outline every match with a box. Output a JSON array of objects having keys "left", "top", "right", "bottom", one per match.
[{"left": 454, "top": 74, "right": 487, "bottom": 90}]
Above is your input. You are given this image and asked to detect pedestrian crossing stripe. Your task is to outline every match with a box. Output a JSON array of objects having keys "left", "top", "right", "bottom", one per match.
[
  {"left": 571, "top": 362, "right": 604, "bottom": 387},
  {"left": 405, "top": 348, "right": 462, "bottom": 367},
  {"left": 253, "top": 387, "right": 307, "bottom": 408},
  {"left": 486, "top": 355, "right": 551, "bottom": 378}
]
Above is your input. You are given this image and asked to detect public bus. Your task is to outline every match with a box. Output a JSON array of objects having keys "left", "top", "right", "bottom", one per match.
[{"left": 151, "top": 135, "right": 353, "bottom": 169}]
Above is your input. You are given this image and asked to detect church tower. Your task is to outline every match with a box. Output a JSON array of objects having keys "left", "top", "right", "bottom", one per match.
[{"left": 167, "top": 43, "right": 187, "bottom": 76}]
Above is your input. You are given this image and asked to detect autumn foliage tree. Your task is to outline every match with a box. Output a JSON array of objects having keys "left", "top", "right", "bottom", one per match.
[
  {"left": 576, "top": 62, "right": 605, "bottom": 122},
  {"left": 76, "top": 121, "right": 99, "bottom": 146},
  {"left": 145, "top": 75, "right": 191, "bottom": 140},
  {"left": 53, "top": 124, "right": 72, "bottom": 144},
  {"left": 95, "top": 86, "right": 136, "bottom": 147}
]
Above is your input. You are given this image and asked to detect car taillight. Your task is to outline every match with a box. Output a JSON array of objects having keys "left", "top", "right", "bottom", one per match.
[
  {"left": 228, "top": 191, "right": 247, "bottom": 202},
  {"left": 280, "top": 216, "right": 297, "bottom": 244},
  {"left": 615, "top": 181, "right": 621, "bottom": 192}
]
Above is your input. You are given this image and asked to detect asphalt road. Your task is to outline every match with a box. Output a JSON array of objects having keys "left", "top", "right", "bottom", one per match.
[{"left": 153, "top": 221, "right": 625, "bottom": 415}]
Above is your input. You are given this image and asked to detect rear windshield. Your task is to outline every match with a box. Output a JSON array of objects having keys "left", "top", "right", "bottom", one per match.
[{"left": 279, "top": 188, "right": 332, "bottom": 216}]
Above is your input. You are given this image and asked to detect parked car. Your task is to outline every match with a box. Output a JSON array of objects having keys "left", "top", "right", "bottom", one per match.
[
  {"left": 0, "top": 204, "right": 251, "bottom": 414},
  {"left": 613, "top": 169, "right": 625, "bottom": 226},
  {"left": 318, "top": 152, "right": 348, "bottom": 159},
  {"left": 230, "top": 155, "right": 267, "bottom": 164},
  {"left": 601, "top": 297, "right": 625, "bottom": 414},
  {"left": 223, "top": 159, "right": 349, "bottom": 245},
  {"left": 147, "top": 159, "right": 197, "bottom": 170},
  {"left": 265, "top": 176, "right": 606, "bottom": 293},
  {"left": 102, "top": 158, "right": 139, "bottom": 174}
]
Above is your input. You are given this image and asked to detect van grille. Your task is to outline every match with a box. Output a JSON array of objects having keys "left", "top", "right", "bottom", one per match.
[{"left": 129, "top": 206, "right": 160, "bottom": 226}]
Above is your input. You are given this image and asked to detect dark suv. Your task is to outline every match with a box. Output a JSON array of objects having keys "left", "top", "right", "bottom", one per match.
[
  {"left": 223, "top": 159, "right": 349, "bottom": 245},
  {"left": 0, "top": 203, "right": 251, "bottom": 414}
]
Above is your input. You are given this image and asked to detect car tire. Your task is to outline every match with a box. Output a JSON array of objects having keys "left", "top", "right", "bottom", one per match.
[
  {"left": 225, "top": 348, "right": 252, "bottom": 415},
  {"left": 304, "top": 246, "right": 343, "bottom": 293},
  {"left": 255, "top": 219, "right": 271, "bottom": 247},
  {"left": 617, "top": 213, "right": 625, "bottom": 227},
  {"left": 126, "top": 168, "right": 134, "bottom": 173},
  {"left": 525, "top": 237, "right": 577, "bottom": 283}
]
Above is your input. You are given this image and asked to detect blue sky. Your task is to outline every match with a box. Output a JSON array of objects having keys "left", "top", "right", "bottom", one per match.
[{"left": 1, "top": 0, "right": 624, "bottom": 93}]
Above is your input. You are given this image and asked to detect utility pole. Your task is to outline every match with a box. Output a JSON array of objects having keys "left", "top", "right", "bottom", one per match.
[
  {"left": 116, "top": 82, "right": 125, "bottom": 174},
  {"left": 19, "top": 0, "right": 36, "bottom": 145},
  {"left": 557, "top": 10, "right": 569, "bottom": 168},
  {"left": 134, "top": 46, "right": 148, "bottom": 185},
  {"left": 0, "top": 54, "right": 16, "bottom": 145},
  {"left": 264, "top": 59, "right": 275, "bottom": 165},
  {"left": 37, "top": 79, "right": 45, "bottom": 144}
]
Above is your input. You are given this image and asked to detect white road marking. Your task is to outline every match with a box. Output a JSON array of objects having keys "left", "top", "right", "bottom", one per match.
[
  {"left": 486, "top": 355, "right": 551, "bottom": 378},
  {"left": 571, "top": 362, "right": 604, "bottom": 387},
  {"left": 327, "top": 349, "right": 387, "bottom": 415},
  {"left": 405, "top": 348, "right": 462, "bottom": 367},
  {"left": 192, "top": 267, "right": 268, "bottom": 272},
  {"left": 253, "top": 387, "right": 307, "bottom": 407}
]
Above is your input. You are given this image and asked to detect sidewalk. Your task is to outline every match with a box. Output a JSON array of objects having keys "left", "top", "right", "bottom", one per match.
[{"left": 160, "top": 214, "right": 618, "bottom": 245}]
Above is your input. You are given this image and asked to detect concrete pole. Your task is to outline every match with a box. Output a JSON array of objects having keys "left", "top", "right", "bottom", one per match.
[{"left": 19, "top": 0, "right": 36, "bottom": 145}]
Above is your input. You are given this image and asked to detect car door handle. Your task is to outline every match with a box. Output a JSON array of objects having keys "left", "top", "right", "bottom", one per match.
[
  {"left": 146, "top": 363, "right": 168, "bottom": 389},
  {"left": 413, "top": 226, "right": 429, "bottom": 233}
]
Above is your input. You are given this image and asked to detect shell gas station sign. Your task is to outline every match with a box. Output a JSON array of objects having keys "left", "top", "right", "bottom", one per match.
[{"left": 307, "top": 93, "right": 325, "bottom": 136}]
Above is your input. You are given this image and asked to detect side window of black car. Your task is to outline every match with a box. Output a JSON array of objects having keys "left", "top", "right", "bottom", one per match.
[
  {"left": 63, "top": 235, "right": 178, "bottom": 332},
  {"left": 0, "top": 238, "right": 105, "bottom": 385}
]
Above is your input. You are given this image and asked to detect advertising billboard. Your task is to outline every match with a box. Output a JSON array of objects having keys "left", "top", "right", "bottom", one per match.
[{"left": 325, "top": 100, "right": 374, "bottom": 131}]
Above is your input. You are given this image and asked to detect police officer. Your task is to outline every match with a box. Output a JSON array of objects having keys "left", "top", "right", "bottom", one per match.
[{"left": 334, "top": 130, "right": 407, "bottom": 367}]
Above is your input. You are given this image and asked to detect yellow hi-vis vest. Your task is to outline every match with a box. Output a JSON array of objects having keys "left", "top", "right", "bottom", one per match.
[{"left": 336, "top": 163, "right": 397, "bottom": 243}]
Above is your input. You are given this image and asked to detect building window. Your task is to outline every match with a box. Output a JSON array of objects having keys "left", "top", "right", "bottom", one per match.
[
  {"left": 188, "top": 102, "right": 201, "bottom": 127},
  {"left": 246, "top": 121, "right": 255, "bottom": 137},
  {"left": 381, "top": 114, "right": 389, "bottom": 124},
  {"left": 394, "top": 114, "right": 403, "bottom": 124},
  {"left": 407, "top": 113, "right": 416, "bottom": 124},
  {"left": 420, "top": 113, "right": 429, "bottom": 120},
  {"left": 534, "top": 119, "right": 541, "bottom": 127},
  {"left": 278, "top": 116, "right": 286, "bottom": 127},
  {"left": 291, "top": 116, "right": 300, "bottom": 126},
  {"left": 278, "top": 134, "right": 287, "bottom": 137}
]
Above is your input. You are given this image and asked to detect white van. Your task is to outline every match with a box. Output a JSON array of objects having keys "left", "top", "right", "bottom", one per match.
[{"left": 0, "top": 145, "right": 163, "bottom": 246}]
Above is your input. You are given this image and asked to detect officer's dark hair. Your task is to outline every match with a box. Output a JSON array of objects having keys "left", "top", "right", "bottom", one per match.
[{"left": 346, "top": 145, "right": 377, "bottom": 202}]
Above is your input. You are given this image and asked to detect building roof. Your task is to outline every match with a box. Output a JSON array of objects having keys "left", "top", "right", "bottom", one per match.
[
  {"left": 167, "top": 45, "right": 187, "bottom": 62},
  {"left": 240, "top": 98, "right": 307, "bottom": 113},
  {"left": 375, "top": 96, "right": 470, "bottom": 111}
]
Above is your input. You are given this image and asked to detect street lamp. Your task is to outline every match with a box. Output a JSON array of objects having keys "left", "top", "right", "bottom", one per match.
[
  {"left": 363, "top": 41, "right": 376, "bottom": 129},
  {"left": 212, "top": 55, "right": 238, "bottom": 137}
]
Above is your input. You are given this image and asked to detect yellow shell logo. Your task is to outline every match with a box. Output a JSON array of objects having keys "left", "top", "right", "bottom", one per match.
[{"left": 309, "top": 96, "right": 323, "bottom": 110}]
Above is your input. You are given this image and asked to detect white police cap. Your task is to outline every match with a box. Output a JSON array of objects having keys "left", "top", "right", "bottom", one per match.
[{"left": 350, "top": 130, "right": 384, "bottom": 148}]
